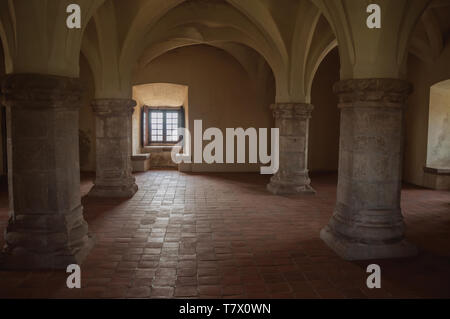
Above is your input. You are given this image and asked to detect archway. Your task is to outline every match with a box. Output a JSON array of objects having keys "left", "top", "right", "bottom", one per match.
[
  {"left": 423, "top": 79, "right": 450, "bottom": 190},
  {"left": 309, "top": 47, "right": 340, "bottom": 176},
  {"left": 132, "top": 83, "right": 189, "bottom": 169},
  {"left": 133, "top": 44, "right": 276, "bottom": 173}
]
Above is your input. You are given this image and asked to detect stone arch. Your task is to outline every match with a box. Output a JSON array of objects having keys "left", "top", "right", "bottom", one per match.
[
  {"left": 409, "top": 1, "right": 450, "bottom": 63},
  {"left": 311, "top": 0, "right": 430, "bottom": 79},
  {"left": 82, "top": 0, "right": 335, "bottom": 104},
  {"left": 81, "top": 0, "right": 284, "bottom": 99},
  {"left": 226, "top": 0, "right": 289, "bottom": 64},
  {"left": 226, "top": 0, "right": 338, "bottom": 103},
  {"left": 301, "top": 15, "right": 337, "bottom": 103},
  {"left": 138, "top": 39, "right": 274, "bottom": 91},
  {"left": 0, "top": 0, "right": 105, "bottom": 77},
  {"left": 0, "top": 3, "right": 12, "bottom": 74},
  {"left": 133, "top": 43, "right": 276, "bottom": 172}
]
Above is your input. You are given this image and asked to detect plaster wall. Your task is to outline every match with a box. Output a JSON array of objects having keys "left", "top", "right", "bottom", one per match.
[{"left": 427, "top": 84, "right": 450, "bottom": 168}]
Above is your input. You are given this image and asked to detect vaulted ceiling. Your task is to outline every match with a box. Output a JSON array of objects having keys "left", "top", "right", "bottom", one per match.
[
  {"left": 0, "top": 0, "right": 449, "bottom": 101},
  {"left": 410, "top": 0, "right": 450, "bottom": 62},
  {"left": 81, "top": 0, "right": 336, "bottom": 102}
]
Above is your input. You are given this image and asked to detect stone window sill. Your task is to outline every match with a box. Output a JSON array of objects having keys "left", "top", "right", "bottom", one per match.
[
  {"left": 143, "top": 145, "right": 181, "bottom": 153},
  {"left": 423, "top": 167, "right": 450, "bottom": 176},
  {"left": 132, "top": 154, "right": 151, "bottom": 161}
]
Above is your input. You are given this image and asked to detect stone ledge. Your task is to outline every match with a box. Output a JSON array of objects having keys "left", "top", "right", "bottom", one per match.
[
  {"left": 143, "top": 145, "right": 181, "bottom": 153},
  {"left": 142, "top": 146, "right": 180, "bottom": 168},
  {"left": 423, "top": 166, "right": 450, "bottom": 190},
  {"left": 423, "top": 166, "right": 450, "bottom": 176},
  {"left": 132, "top": 154, "right": 151, "bottom": 161},
  {"left": 132, "top": 154, "right": 151, "bottom": 172}
]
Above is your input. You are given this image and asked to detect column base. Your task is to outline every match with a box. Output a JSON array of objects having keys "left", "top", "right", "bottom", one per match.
[
  {"left": 0, "top": 235, "right": 94, "bottom": 270},
  {"left": 320, "top": 225, "right": 418, "bottom": 261},
  {"left": 88, "top": 183, "right": 138, "bottom": 198},
  {"left": 267, "top": 181, "right": 316, "bottom": 195}
]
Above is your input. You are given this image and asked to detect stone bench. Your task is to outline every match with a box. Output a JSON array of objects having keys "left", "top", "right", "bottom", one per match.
[
  {"left": 132, "top": 154, "right": 151, "bottom": 172},
  {"left": 423, "top": 167, "right": 450, "bottom": 190},
  {"left": 142, "top": 146, "right": 181, "bottom": 168}
]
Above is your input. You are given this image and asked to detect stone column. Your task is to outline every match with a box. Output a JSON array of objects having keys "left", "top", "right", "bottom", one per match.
[
  {"left": 321, "top": 78, "right": 417, "bottom": 260},
  {"left": 89, "top": 99, "right": 138, "bottom": 198},
  {"left": 0, "top": 74, "right": 93, "bottom": 269},
  {"left": 267, "top": 103, "right": 316, "bottom": 195}
]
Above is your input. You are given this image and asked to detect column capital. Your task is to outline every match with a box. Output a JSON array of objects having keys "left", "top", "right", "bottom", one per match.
[
  {"left": 91, "top": 98, "right": 137, "bottom": 116},
  {"left": 1, "top": 74, "right": 83, "bottom": 110},
  {"left": 270, "top": 103, "right": 314, "bottom": 119},
  {"left": 333, "top": 78, "right": 413, "bottom": 108}
]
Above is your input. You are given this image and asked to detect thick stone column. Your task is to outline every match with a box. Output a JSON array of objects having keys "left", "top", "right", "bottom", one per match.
[
  {"left": 0, "top": 74, "right": 93, "bottom": 269},
  {"left": 267, "top": 103, "right": 316, "bottom": 195},
  {"left": 89, "top": 99, "right": 138, "bottom": 198},
  {"left": 321, "top": 79, "right": 417, "bottom": 260}
]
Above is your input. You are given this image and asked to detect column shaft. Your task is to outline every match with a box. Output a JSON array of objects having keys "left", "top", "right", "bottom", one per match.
[
  {"left": 89, "top": 99, "right": 138, "bottom": 198},
  {"left": 321, "top": 78, "right": 417, "bottom": 260},
  {"left": 267, "top": 103, "right": 315, "bottom": 195},
  {"left": 0, "top": 74, "right": 93, "bottom": 269}
]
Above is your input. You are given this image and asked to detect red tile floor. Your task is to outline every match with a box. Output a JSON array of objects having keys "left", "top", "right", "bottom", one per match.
[{"left": 0, "top": 171, "right": 449, "bottom": 299}]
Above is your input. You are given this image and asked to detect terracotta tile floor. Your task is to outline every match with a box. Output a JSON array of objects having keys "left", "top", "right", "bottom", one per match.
[{"left": 0, "top": 171, "right": 449, "bottom": 299}]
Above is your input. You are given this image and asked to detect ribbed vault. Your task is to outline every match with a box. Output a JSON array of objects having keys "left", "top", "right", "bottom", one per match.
[
  {"left": 0, "top": 0, "right": 448, "bottom": 99},
  {"left": 80, "top": 0, "right": 336, "bottom": 103}
]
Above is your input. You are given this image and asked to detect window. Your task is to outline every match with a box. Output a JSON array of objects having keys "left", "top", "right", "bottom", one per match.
[
  {"left": 142, "top": 107, "right": 184, "bottom": 145},
  {"left": 150, "top": 111, "right": 164, "bottom": 142}
]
